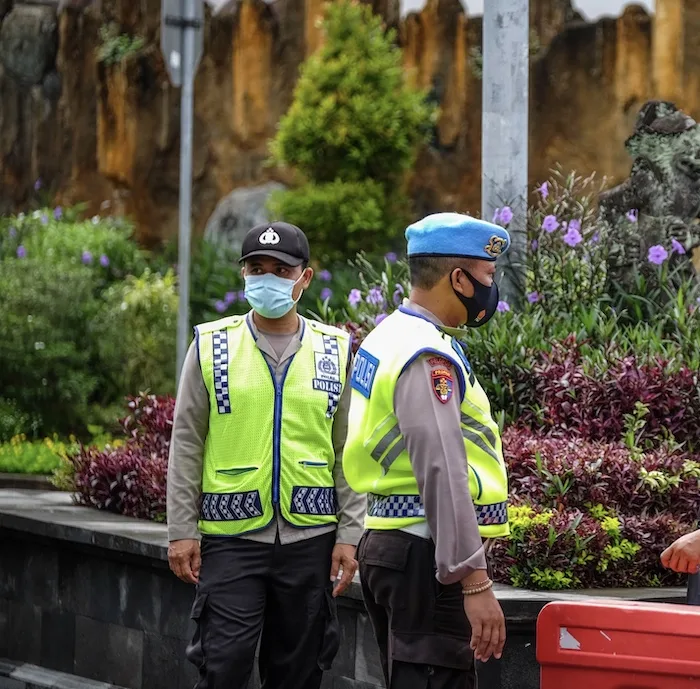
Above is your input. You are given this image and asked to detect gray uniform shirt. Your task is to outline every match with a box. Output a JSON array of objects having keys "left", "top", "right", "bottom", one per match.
[
  {"left": 394, "top": 299, "right": 488, "bottom": 584},
  {"left": 166, "top": 313, "right": 366, "bottom": 546}
]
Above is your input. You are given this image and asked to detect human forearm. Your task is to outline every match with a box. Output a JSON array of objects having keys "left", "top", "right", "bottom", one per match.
[
  {"left": 395, "top": 356, "right": 487, "bottom": 584},
  {"left": 166, "top": 341, "right": 209, "bottom": 542}
]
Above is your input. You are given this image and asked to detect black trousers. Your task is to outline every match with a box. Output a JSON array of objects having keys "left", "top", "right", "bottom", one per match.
[
  {"left": 186, "top": 531, "right": 339, "bottom": 689},
  {"left": 358, "top": 530, "right": 477, "bottom": 689}
]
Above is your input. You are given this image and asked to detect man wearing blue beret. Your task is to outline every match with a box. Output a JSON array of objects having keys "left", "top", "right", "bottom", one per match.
[{"left": 344, "top": 213, "right": 510, "bottom": 688}]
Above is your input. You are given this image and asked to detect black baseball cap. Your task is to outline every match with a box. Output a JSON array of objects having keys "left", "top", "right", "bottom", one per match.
[{"left": 239, "top": 221, "right": 310, "bottom": 267}]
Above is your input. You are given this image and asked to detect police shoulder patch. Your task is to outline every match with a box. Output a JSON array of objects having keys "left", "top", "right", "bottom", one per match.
[
  {"left": 431, "top": 367, "right": 454, "bottom": 404},
  {"left": 427, "top": 355, "right": 452, "bottom": 368}
]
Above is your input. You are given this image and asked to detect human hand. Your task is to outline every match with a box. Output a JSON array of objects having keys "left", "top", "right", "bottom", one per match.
[
  {"left": 168, "top": 539, "right": 201, "bottom": 584},
  {"left": 330, "top": 543, "right": 357, "bottom": 597},
  {"left": 661, "top": 530, "right": 700, "bottom": 574},
  {"left": 463, "top": 588, "right": 506, "bottom": 662}
]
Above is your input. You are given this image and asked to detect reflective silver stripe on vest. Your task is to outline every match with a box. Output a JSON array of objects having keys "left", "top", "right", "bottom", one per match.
[
  {"left": 371, "top": 425, "right": 401, "bottom": 461},
  {"left": 369, "top": 424, "right": 406, "bottom": 472},
  {"left": 201, "top": 491, "right": 263, "bottom": 521},
  {"left": 461, "top": 427, "right": 500, "bottom": 464},
  {"left": 368, "top": 493, "right": 508, "bottom": 526},
  {"left": 460, "top": 413, "right": 497, "bottom": 449},
  {"left": 290, "top": 486, "right": 337, "bottom": 516},
  {"left": 212, "top": 330, "right": 232, "bottom": 415}
]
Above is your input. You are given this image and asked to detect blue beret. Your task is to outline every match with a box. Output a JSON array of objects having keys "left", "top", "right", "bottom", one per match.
[{"left": 405, "top": 212, "right": 511, "bottom": 261}]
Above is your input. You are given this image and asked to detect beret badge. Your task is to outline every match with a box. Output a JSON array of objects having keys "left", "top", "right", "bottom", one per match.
[{"left": 484, "top": 235, "right": 508, "bottom": 258}]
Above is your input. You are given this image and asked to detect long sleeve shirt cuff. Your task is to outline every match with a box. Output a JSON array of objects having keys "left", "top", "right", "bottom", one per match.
[
  {"left": 436, "top": 543, "right": 488, "bottom": 585},
  {"left": 167, "top": 524, "right": 202, "bottom": 542}
]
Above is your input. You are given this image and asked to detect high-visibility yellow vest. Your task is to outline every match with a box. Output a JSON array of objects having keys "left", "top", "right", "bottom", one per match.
[
  {"left": 343, "top": 306, "right": 509, "bottom": 538},
  {"left": 195, "top": 314, "right": 350, "bottom": 536}
]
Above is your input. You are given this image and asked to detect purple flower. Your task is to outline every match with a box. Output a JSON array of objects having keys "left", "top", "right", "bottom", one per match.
[
  {"left": 568, "top": 219, "right": 581, "bottom": 234},
  {"left": 224, "top": 291, "right": 237, "bottom": 305},
  {"left": 385, "top": 252, "right": 398, "bottom": 264},
  {"left": 497, "top": 206, "right": 513, "bottom": 225},
  {"left": 591, "top": 232, "right": 600, "bottom": 244},
  {"left": 497, "top": 301, "right": 510, "bottom": 313},
  {"left": 9, "top": 226, "right": 16, "bottom": 238},
  {"left": 527, "top": 291, "right": 540, "bottom": 304},
  {"left": 563, "top": 226, "right": 583, "bottom": 247},
  {"left": 53, "top": 207, "right": 63, "bottom": 220},
  {"left": 320, "top": 287, "right": 333, "bottom": 301},
  {"left": 237, "top": 290, "right": 246, "bottom": 302},
  {"left": 214, "top": 300, "right": 227, "bottom": 313},
  {"left": 366, "top": 287, "right": 384, "bottom": 306},
  {"left": 348, "top": 289, "right": 362, "bottom": 307},
  {"left": 99, "top": 254, "right": 110, "bottom": 267},
  {"left": 319, "top": 269, "right": 332, "bottom": 282},
  {"left": 671, "top": 238, "right": 686, "bottom": 255},
  {"left": 34, "top": 178, "right": 42, "bottom": 191},
  {"left": 81, "top": 250, "right": 93, "bottom": 265},
  {"left": 530, "top": 239, "right": 539, "bottom": 251},
  {"left": 627, "top": 209, "right": 638, "bottom": 223},
  {"left": 375, "top": 313, "right": 388, "bottom": 325},
  {"left": 40, "top": 213, "right": 49, "bottom": 226},
  {"left": 538, "top": 182, "right": 549, "bottom": 199},
  {"left": 16, "top": 245, "right": 26, "bottom": 259},
  {"left": 542, "top": 215, "right": 560, "bottom": 233},
  {"left": 392, "top": 283, "right": 405, "bottom": 305},
  {"left": 648, "top": 245, "right": 668, "bottom": 265}
]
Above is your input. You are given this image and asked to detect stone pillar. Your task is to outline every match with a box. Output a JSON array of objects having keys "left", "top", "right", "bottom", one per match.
[{"left": 481, "top": 0, "right": 529, "bottom": 305}]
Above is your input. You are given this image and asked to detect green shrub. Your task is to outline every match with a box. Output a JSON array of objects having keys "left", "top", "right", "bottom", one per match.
[
  {"left": 0, "top": 435, "right": 71, "bottom": 475},
  {"left": 0, "top": 259, "right": 99, "bottom": 436},
  {"left": 4, "top": 209, "right": 148, "bottom": 281},
  {"left": 0, "top": 398, "right": 39, "bottom": 443},
  {"left": 268, "top": 0, "right": 435, "bottom": 260},
  {"left": 156, "top": 237, "right": 248, "bottom": 325},
  {"left": 269, "top": 180, "right": 389, "bottom": 262},
  {"left": 93, "top": 270, "right": 178, "bottom": 398}
]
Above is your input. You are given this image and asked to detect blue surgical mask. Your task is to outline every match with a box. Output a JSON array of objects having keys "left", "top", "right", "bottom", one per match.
[{"left": 244, "top": 272, "right": 305, "bottom": 319}]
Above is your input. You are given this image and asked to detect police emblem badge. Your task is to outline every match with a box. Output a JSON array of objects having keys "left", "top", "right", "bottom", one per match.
[
  {"left": 431, "top": 368, "right": 453, "bottom": 404},
  {"left": 484, "top": 235, "right": 507, "bottom": 258}
]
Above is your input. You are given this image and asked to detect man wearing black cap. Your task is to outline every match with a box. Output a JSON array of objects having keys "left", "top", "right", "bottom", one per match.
[{"left": 166, "top": 222, "right": 365, "bottom": 689}]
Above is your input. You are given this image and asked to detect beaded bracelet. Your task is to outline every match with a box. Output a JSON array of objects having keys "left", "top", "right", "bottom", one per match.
[{"left": 462, "top": 578, "right": 493, "bottom": 596}]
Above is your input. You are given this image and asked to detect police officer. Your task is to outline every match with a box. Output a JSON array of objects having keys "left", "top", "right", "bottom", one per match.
[
  {"left": 344, "top": 213, "right": 511, "bottom": 688},
  {"left": 166, "top": 221, "right": 366, "bottom": 689}
]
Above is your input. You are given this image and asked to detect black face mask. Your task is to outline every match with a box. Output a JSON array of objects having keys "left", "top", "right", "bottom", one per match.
[{"left": 452, "top": 269, "right": 499, "bottom": 328}]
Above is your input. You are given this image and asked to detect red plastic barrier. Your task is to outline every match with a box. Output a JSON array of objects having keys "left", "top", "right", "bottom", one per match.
[{"left": 537, "top": 599, "right": 700, "bottom": 688}]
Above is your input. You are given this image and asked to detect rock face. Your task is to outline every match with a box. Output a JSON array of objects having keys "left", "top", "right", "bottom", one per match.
[
  {"left": 0, "top": 5, "right": 57, "bottom": 84},
  {"left": 204, "top": 181, "right": 286, "bottom": 255},
  {"left": 600, "top": 100, "right": 700, "bottom": 281},
  {"left": 0, "top": 0, "right": 699, "bottom": 246}
]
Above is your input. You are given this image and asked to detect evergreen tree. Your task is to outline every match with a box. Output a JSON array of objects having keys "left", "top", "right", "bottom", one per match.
[{"left": 269, "top": 0, "right": 436, "bottom": 261}]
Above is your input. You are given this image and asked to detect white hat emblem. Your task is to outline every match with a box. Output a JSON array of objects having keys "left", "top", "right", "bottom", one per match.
[{"left": 259, "top": 227, "right": 280, "bottom": 245}]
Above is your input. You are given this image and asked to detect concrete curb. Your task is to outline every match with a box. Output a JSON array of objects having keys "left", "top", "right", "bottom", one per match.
[
  {"left": 0, "top": 659, "right": 127, "bottom": 689},
  {"left": 0, "top": 474, "right": 58, "bottom": 492}
]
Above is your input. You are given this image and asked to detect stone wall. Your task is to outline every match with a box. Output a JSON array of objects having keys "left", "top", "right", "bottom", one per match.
[
  {"left": 0, "top": 489, "right": 691, "bottom": 689},
  {"left": 0, "top": 0, "right": 699, "bottom": 246}
]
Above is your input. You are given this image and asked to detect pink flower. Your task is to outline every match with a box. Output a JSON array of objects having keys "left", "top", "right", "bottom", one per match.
[
  {"left": 563, "top": 226, "right": 583, "bottom": 247},
  {"left": 497, "top": 301, "right": 510, "bottom": 313},
  {"left": 671, "top": 238, "right": 686, "bottom": 255},
  {"left": 542, "top": 215, "right": 559, "bottom": 233},
  {"left": 648, "top": 245, "right": 668, "bottom": 265},
  {"left": 497, "top": 206, "right": 513, "bottom": 225}
]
